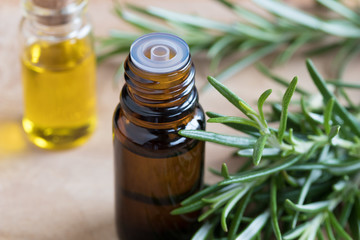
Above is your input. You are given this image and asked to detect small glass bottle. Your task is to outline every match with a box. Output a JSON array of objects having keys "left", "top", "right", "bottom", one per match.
[
  {"left": 20, "top": 0, "right": 97, "bottom": 149},
  {"left": 113, "top": 33, "right": 205, "bottom": 240}
]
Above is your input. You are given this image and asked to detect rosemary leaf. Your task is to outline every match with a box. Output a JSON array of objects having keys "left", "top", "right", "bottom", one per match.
[
  {"left": 206, "top": 112, "right": 260, "bottom": 136},
  {"left": 191, "top": 220, "right": 216, "bottom": 240},
  {"left": 217, "top": 0, "right": 273, "bottom": 29},
  {"left": 208, "top": 116, "right": 259, "bottom": 130},
  {"left": 325, "top": 216, "right": 336, "bottom": 240},
  {"left": 214, "top": 43, "right": 281, "bottom": 83},
  {"left": 306, "top": 59, "right": 360, "bottom": 136},
  {"left": 256, "top": 63, "right": 309, "bottom": 96},
  {"left": 326, "top": 80, "right": 360, "bottom": 89},
  {"left": 284, "top": 199, "right": 330, "bottom": 214},
  {"left": 228, "top": 191, "right": 253, "bottom": 240},
  {"left": 221, "top": 184, "right": 251, "bottom": 232},
  {"left": 207, "top": 76, "right": 258, "bottom": 118},
  {"left": 253, "top": 0, "right": 360, "bottom": 37},
  {"left": 253, "top": 134, "right": 269, "bottom": 165},
  {"left": 270, "top": 177, "right": 282, "bottom": 240},
  {"left": 179, "top": 130, "right": 256, "bottom": 148},
  {"left": 235, "top": 210, "right": 270, "bottom": 240},
  {"left": 258, "top": 89, "right": 272, "bottom": 125},
  {"left": 220, "top": 155, "right": 302, "bottom": 185},
  {"left": 324, "top": 98, "right": 335, "bottom": 135},
  {"left": 278, "top": 77, "right": 298, "bottom": 142},
  {"left": 144, "top": 6, "right": 234, "bottom": 33},
  {"left": 328, "top": 211, "right": 352, "bottom": 240},
  {"left": 237, "top": 148, "right": 280, "bottom": 158},
  {"left": 316, "top": 0, "right": 360, "bottom": 24}
]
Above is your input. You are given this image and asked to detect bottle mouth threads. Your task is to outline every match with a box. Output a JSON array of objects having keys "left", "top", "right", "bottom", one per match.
[{"left": 130, "top": 33, "right": 190, "bottom": 74}]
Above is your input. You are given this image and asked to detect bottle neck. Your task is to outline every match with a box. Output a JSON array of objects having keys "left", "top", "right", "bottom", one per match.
[
  {"left": 120, "top": 55, "right": 198, "bottom": 128},
  {"left": 125, "top": 55, "right": 195, "bottom": 107},
  {"left": 21, "top": 0, "right": 89, "bottom": 39}
]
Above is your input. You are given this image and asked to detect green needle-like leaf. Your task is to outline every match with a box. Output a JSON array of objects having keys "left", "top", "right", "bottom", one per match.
[
  {"left": 206, "top": 112, "right": 260, "bottom": 136},
  {"left": 234, "top": 22, "right": 282, "bottom": 42},
  {"left": 253, "top": 0, "right": 321, "bottom": 28},
  {"left": 258, "top": 89, "right": 272, "bottom": 125},
  {"left": 349, "top": 198, "right": 360, "bottom": 240},
  {"left": 181, "top": 184, "right": 223, "bottom": 205},
  {"left": 208, "top": 116, "right": 259, "bottom": 129},
  {"left": 275, "top": 34, "right": 312, "bottom": 65},
  {"left": 324, "top": 98, "right": 335, "bottom": 135},
  {"left": 328, "top": 211, "right": 352, "bottom": 240},
  {"left": 221, "top": 184, "right": 251, "bottom": 232},
  {"left": 179, "top": 130, "right": 256, "bottom": 148},
  {"left": 221, "top": 163, "right": 230, "bottom": 179},
  {"left": 256, "top": 63, "right": 309, "bottom": 96},
  {"left": 326, "top": 80, "right": 360, "bottom": 89},
  {"left": 339, "top": 200, "right": 354, "bottom": 227},
  {"left": 145, "top": 6, "right": 235, "bottom": 33},
  {"left": 253, "top": 134, "right": 269, "bottom": 165},
  {"left": 191, "top": 220, "right": 216, "bottom": 240},
  {"left": 328, "top": 125, "right": 340, "bottom": 141},
  {"left": 171, "top": 201, "right": 206, "bottom": 215},
  {"left": 285, "top": 199, "right": 330, "bottom": 214},
  {"left": 283, "top": 223, "right": 308, "bottom": 240},
  {"left": 207, "top": 76, "right": 258, "bottom": 118},
  {"left": 291, "top": 170, "right": 322, "bottom": 228},
  {"left": 214, "top": 43, "right": 281, "bottom": 83},
  {"left": 253, "top": 0, "right": 360, "bottom": 37},
  {"left": 228, "top": 191, "right": 253, "bottom": 240},
  {"left": 115, "top": 7, "right": 170, "bottom": 32},
  {"left": 220, "top": 155, "right": 302, "bottom": 185},
  {"left": 235, "top": 210, "right": 270, "bottom": 240},
  {"left": 270, "top": 177, "right": 282, "bottom": 240},
  {"left": 306, "top": 59, "right": 360, "bottom": 136},
  {"left": 316, "top": 0, "right": 360, "bottom": 24},
  {"left": 325, "top": 216, "right": 337, "bottom": 240},
  {"left": 217, "top": 0, "right": 274, "bottom": 29},
  {"left": 238, "top": 148, "right": 281, "bottom": 157},
  {"left": 278, "top": 77, "right": 298, "bottom": 142}
]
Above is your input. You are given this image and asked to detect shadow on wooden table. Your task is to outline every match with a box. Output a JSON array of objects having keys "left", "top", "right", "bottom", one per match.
[{"left": 0, "top": 118, "right": 29, "bottom": 158}]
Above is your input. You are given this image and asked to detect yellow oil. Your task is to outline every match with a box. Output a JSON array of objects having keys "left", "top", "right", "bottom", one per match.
[{"left": 22, "top": 37, "right": 97, "bottom": 149}]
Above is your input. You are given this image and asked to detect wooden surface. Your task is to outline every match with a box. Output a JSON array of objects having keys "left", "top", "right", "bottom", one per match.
[{"left": 0, "top": 0, "right": 359, "bottom": 239}]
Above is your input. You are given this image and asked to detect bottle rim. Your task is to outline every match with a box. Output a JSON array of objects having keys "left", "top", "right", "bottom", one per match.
[{"left": 130, "top": 33, "right": 190, "bottom": 74}]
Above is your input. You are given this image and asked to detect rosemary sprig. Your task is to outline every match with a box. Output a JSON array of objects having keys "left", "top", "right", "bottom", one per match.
[
  {"left": 98, "top": 0, "right": 360, "bottom": 87},
  {"left": 172, "top": 60, "right": 360, "bottom": 239}
]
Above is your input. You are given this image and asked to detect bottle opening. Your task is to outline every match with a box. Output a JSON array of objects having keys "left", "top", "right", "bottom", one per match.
[
  {"left": 130, "top": 33, "right": 189, "bottom": 73},
  {"left": 150, "top": 45, "right": 170, "bottom": 61}
]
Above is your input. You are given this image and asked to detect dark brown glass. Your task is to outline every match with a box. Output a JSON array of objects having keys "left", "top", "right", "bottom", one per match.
[{"left": 113, "top": 55, "right": 205, "bottom": 240}]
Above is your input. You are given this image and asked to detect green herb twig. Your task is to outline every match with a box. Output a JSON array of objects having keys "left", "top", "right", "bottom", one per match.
[{"left": 173, "top": 60, "right": 360, "bottom": 239}]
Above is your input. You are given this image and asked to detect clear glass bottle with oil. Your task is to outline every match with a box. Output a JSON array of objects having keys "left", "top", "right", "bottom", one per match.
[
  {"left": 113, "top": 33, "right": 205, "bottom": 240},
  {"left": 20, "top": 0, "right": 96, "bottom": 149}
]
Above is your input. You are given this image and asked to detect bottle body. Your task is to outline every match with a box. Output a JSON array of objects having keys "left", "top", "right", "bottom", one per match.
[
  {"left": 113, "top": 33, "right": 205, "bottom": 240},
  {"left": 20, "top": 0, "right": 96, "bottom": 149},
  {"left": 113, "top": 101, "right": 205, "bottom": 240}
]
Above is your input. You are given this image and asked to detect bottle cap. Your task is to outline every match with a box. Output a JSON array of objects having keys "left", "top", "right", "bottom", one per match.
[{"left": 130, "top": 33, "right": 190, "bottom": 73}]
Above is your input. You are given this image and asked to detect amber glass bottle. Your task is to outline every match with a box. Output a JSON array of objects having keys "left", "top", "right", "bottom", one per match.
[
  {"left": 20, "top": 0, "right": 96, "bottom": 149},
  {"left": 113, "top": 33, "right": 205, "bottom": 240}
]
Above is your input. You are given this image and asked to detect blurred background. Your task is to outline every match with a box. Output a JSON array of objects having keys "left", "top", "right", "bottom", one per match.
[{"left": 0, "top": 0, "right": 359, "bottom": 239}]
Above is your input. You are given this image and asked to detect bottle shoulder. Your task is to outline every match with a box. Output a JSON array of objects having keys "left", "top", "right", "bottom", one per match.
[{"left": 113, "top": 102, "right": 205, "bottom": 152}]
